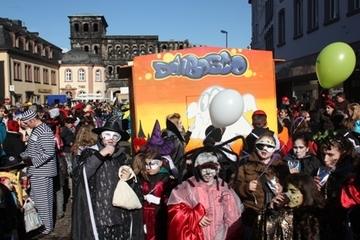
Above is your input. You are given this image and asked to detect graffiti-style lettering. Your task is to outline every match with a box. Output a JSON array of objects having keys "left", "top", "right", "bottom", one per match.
[{"left": 152, "top": 50, "right": 248, "bottom": 80}]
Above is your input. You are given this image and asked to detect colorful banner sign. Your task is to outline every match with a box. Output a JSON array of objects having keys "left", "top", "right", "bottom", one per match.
[{"left": 131, "top": 47, "right": 277, "bottom": 152}]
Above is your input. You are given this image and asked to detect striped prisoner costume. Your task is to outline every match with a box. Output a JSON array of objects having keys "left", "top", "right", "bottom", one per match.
[{"left": 25, "top": 121, "right": 57, "bottom": 234}]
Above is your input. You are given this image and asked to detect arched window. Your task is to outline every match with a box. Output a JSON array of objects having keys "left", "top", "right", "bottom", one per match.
[
  {"left": 162, "top": 45, "right": 167, "bottom": 52},
  {"left": 78, "top": 69, "right": 85, "bottom": 81},
  {"left": 179, "top": 44, "right": 184, "bottom": 49},
  {"left": 93, "top": 23, "right": 98, "bottom": 32},
  {"left": 75, "top": 23, "right": 79, "bottom": 32},
  {"left": 78, "top": 91, "right": 85, "bottom": 96},
  {"left": 116, "top": 46, "right": 122, "bottom": 55},
  {"left": 148, "top": 46, "right": 154, "bottom": 54},
  {"left": 116, "top": 66, "right": 121, "bottom": 78},
  {"left": 95, "top": 69, "right": 101, "bottom": 82},
  {"left": 94, "top": 45, "right": 99, "bottom": 54},
  {"left": 66, "top": 91, "right": 73, "bottom": 99},
  {"left": 84, "top": 45, "right": 89, "bottom": 52},
  {"left": 84, "top": 23, "right": 89, "bottom": 32},
  {"left": 65, "top": 69, "right": 72, "bottom": 81}
]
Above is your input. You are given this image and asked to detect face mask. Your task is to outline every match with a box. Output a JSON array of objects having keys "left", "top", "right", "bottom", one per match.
[
  {"left": 101, "top": 131, "right": 121, "bottom": 142},
  {"left": 145, "top": 160, "right": 161, "bottom": 170},
  {"left": 256, "top": 144, "right": 275, "bottom": 153}
]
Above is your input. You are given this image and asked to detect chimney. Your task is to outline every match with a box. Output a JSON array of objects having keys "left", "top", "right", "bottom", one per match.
[{"left": 12, "top": 20, "right": 22, "bottom": 27}]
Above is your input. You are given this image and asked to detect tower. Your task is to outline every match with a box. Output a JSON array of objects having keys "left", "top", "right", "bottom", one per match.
[{"left": 68, "top": 14, "right": 108, "bottom": 54}]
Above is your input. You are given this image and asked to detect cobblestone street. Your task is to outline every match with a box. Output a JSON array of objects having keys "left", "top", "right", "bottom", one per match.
[{"left": 31, "top": 202, "right": 71, "bottom": 240}]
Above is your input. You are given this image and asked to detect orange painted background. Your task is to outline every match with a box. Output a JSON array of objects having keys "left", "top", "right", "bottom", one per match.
[{"left": 131, "top": 47, "right": 277, "bottom": 153}]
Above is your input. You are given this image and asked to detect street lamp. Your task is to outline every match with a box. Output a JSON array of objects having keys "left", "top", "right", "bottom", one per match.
[{"left": 220, "top": 30, "right": 228, "bottom": 48}]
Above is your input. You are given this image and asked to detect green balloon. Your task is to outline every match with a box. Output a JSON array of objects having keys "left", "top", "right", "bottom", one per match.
[{"left": 316, "top": 42, "right": 356, "bottom": 89}]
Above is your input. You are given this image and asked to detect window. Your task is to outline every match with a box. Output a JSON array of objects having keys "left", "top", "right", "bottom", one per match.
[
  {"left": 78, "top": 69, "right": 85, "bottom": 81},
  {"left": 308, "top": 0, "right": 319, "bottom": 30},
  {"left": 78, "top": 91, "right": 85, "bottom": 97},
  {"left": 95, "top": 70, "right": 101, "bottom": 82},
  {"left": 43, "top": 69, "right": 49, "bottom": 84},
  {"left": 25, "top": 65, "right": 32, "bottom": 82},
  {"left": 94, "top": 46, "right": 99, "bottom": 54},
  {"left": 51, "top": 70, "right": 56, "bottom": 85},
  {"left": 65, "top": 69, "right": 72, "bottom": 82},
  {"left": 84, "top": 45, "right": 89, "bottom": 52},
  {"left": 294, "top": 0, "right": 303, "bottom": 37},
  {"left": 93, "top": 23, "right": 98, "bottom": 32},
  {"left": 75, "top": 23, "right": 79, "bottom": 32},
  {"left": 29, "top": 41, "right": 33, "bottom": 53},
  {"left": 347, "top": 0, "right": 360, "bottom": 16},
  {"left": 14, "top": 62, "right": 21, "bottom": 81},
  {"left": 84, "top": 23, "right": 89, "bottom": 32},
  {"left": 265, "top": 27, "right": 274, "bottom": 51},
  {"left": 34, "top": 67, "right": 40, "bottom": 83},
  {"left": 278, "top": 9, "right": 285, "bottom": 45},
  {"left": 325, "top": 0, "right": 339, "bottom": 22}
]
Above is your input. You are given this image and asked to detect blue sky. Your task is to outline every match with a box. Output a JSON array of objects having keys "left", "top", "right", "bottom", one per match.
[{"left": 0, "top": 0, "right": 251, "bottom": 52}]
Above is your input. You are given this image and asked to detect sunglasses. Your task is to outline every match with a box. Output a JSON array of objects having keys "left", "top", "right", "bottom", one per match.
[{"left": 256, "top": 144, "right": 275, "bottom": 152}]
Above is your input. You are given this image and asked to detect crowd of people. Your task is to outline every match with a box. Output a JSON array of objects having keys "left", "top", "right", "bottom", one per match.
[{"left": 0, "top": 91, "right": 359, "bottom": 240}]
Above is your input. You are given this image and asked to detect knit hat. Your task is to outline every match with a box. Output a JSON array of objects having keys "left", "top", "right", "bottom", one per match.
[
  {"left": 7, "top": 120, "right": 19, "bottom": 132},
  {"left": 325, "top": 100, "right": 336, "bottom": 109},
  {"left": 147, "top": 120, "right": 174, "bottom": 155},
  {"left": 194, "top": 152, "right": 219, "bottom": 168},
  {"left": 21, "top": 110, "right": 37, "bottom": 122},
  {"left": 205, "top": 125, "right": 222, "bottom": 142}
]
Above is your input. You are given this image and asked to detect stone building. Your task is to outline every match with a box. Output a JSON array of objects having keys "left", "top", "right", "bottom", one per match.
[
  {"left": 67, "top": 14, "right": 191, "bottom": 100},
  {"left": 0, "top": 17, "right": 62, "bottom": 104}
]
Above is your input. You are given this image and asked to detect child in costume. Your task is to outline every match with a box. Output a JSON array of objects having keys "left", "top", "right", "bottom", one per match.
[
  {"left": 133, "top": 119, "right": 177, "bottom": 240},
  {"left": 252, "top": 173, "right": 331, "bottom": 240},
  {"left": 134, "top": 149, "right": 177, "bottom": 240},
  {"left": 167, "top": 139, "right": 243, "bottom": 240}
]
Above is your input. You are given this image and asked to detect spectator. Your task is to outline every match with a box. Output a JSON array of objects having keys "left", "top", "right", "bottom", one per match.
[
  {"left": 2, "top": 119, "right": 25, "bottom": 157},
  {"left": 335, "top": 92, "right": 350, "bottom": 116}
]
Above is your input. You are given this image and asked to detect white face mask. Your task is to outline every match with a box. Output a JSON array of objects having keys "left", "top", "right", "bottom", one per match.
[
  {"left": 145, "top": 159, "right": 161, "bottom": 170},
  {"left": 101, "top": 131, "right": 121, "bottom": 142}
]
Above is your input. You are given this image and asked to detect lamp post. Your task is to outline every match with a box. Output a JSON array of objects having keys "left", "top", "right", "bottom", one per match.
[{"left": 220, "top": 30, "right": 228, "bottom": 48}]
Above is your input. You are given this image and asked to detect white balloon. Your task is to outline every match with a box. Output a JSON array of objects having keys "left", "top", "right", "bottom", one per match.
[{"left": 209, "top": 89, "right": 244, "bottom": 128}]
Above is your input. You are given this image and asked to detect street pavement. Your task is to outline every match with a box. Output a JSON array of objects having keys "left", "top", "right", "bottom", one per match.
[{"left": 31, "top": 202, "right": 72, "bottom": 240}]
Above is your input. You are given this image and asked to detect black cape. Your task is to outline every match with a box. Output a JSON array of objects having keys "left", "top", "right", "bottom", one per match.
[{"left": 71, "top": 146, "right": 144, "bottom": 240}]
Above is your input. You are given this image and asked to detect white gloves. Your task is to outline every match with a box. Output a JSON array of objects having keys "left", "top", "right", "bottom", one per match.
[
  {"left": 188, "top": 124, "right": 196, "bottom": 132},
  {"left": 144, "top": 194, "right": 161, "bottom": 205}
]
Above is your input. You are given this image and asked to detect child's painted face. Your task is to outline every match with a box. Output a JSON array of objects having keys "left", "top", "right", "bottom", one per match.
[
  {"left": 2, "top": 178, "right": 14, "bottom": 191},
  {"left": 145, "top": 159, "right": 162, "bottom": 175},
  {"left": 293, "top": 139, "right": 308, "bottom": 159},
  {"left": 286, "top": 183, "right": 303, "bottom": 208},
  {"left": 199, "top": 167, "right": 217, "bottom": 184}
]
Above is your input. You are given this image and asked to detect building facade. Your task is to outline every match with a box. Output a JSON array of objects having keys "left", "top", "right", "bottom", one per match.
[
  {"left": 0, "top": 17, "right": 63, "bottom": 104},
  {"left": 59, "top": 46, "right": 107, "bottom": 102},
  {"left": 249, "top": 0, "right": 360, "bottom": 104},
  {"left": 67, "top": 14, "right": 191, "bottom": 99}
]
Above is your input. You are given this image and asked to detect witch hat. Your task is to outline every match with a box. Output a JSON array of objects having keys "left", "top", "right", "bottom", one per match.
[{"left": 147, "top": 120, "right": 174, "bottom": 155}]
